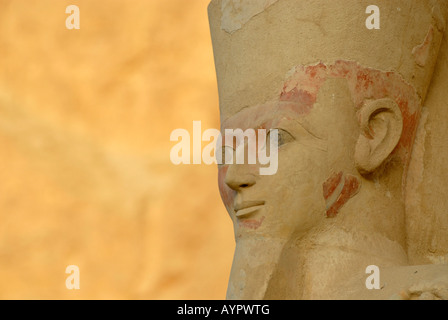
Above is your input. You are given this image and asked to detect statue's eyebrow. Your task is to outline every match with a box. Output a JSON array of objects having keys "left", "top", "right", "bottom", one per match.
[
  {"left": 288, "top": 118, "right": 327, "bottom": 152},
  {"left": 268, "top": 103, "right": 325, "bottom": 140},
  {"left": 259, "top": 111, "right": 325, "bottom": 141},
  {"left": 256, "top": 115, "right": 327, "bottom": 151},
  {"left": 292, "top": 118, "right": 325, "bottom": 141}
]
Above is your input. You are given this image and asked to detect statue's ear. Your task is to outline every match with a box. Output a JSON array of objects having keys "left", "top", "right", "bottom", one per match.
[{"left": 355, "top": 98, "right": 403, "bottom": 175}]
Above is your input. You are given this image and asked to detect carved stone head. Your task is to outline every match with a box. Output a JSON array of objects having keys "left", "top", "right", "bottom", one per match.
[{"left": 209, "top": 0, "right": 448, "bottom": 299}]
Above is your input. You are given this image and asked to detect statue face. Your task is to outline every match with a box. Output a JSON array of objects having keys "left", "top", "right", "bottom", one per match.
[{"left": 218, "top": 78, "right": 360, "bottom": 240}]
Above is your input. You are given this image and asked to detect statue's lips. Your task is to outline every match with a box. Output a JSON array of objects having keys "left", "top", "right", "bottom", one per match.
[{"left": 234, "top": 201, "right": 265, "bottom": 218}]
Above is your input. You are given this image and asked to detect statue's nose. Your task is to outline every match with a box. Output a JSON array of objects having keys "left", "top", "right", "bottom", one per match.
[{"left": 224, "top": 164, "right": 257, "bottom": 191}]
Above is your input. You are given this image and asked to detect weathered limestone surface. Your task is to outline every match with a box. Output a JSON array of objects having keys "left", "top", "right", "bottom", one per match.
[
  {"left": 209, "top": 0, "right": 448, "bottom": 300},
  {"left": 407, "top": 28, "right": 448, "bottom": 266}
]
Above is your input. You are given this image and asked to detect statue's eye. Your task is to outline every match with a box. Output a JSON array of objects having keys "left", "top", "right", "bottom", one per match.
[{"left": 267, "top": 129, "right": 295, "bottom": 147}]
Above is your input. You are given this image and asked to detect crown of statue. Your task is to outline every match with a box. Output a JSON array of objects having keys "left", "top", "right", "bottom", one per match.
[{"left": 209, "top": 0, "right": 448, "bottom": 120}]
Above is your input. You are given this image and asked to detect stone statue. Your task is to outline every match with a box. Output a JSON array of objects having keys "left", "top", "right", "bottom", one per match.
[{"left": 209, "top": 0, "right": 448, "bottom": 299}]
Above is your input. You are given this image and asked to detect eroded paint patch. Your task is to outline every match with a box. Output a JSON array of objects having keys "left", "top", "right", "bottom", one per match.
[
  {"left": 323, "top": 171, "right": 343, "bottom": 200},
  {"left": 279, "top": 87, "right": 315, "bottom": 116},
  {"left": 239, "top": 216, "right": 265, "bottom": 230},
  {"left": 221, "top": 0, "right": 279, "bottom": 34},
  {"left": 323, "top": 172, "right": 361, "bottom": 218}
]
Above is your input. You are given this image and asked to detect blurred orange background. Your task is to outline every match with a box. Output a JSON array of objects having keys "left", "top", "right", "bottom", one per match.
[{"left": 0, "top": 0, "right": 234, "bottom": 299}]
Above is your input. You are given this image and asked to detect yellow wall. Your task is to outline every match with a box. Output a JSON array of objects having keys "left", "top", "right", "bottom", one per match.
[{"left": 0, "top": 0, "right": 233, "bottom": 299}]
